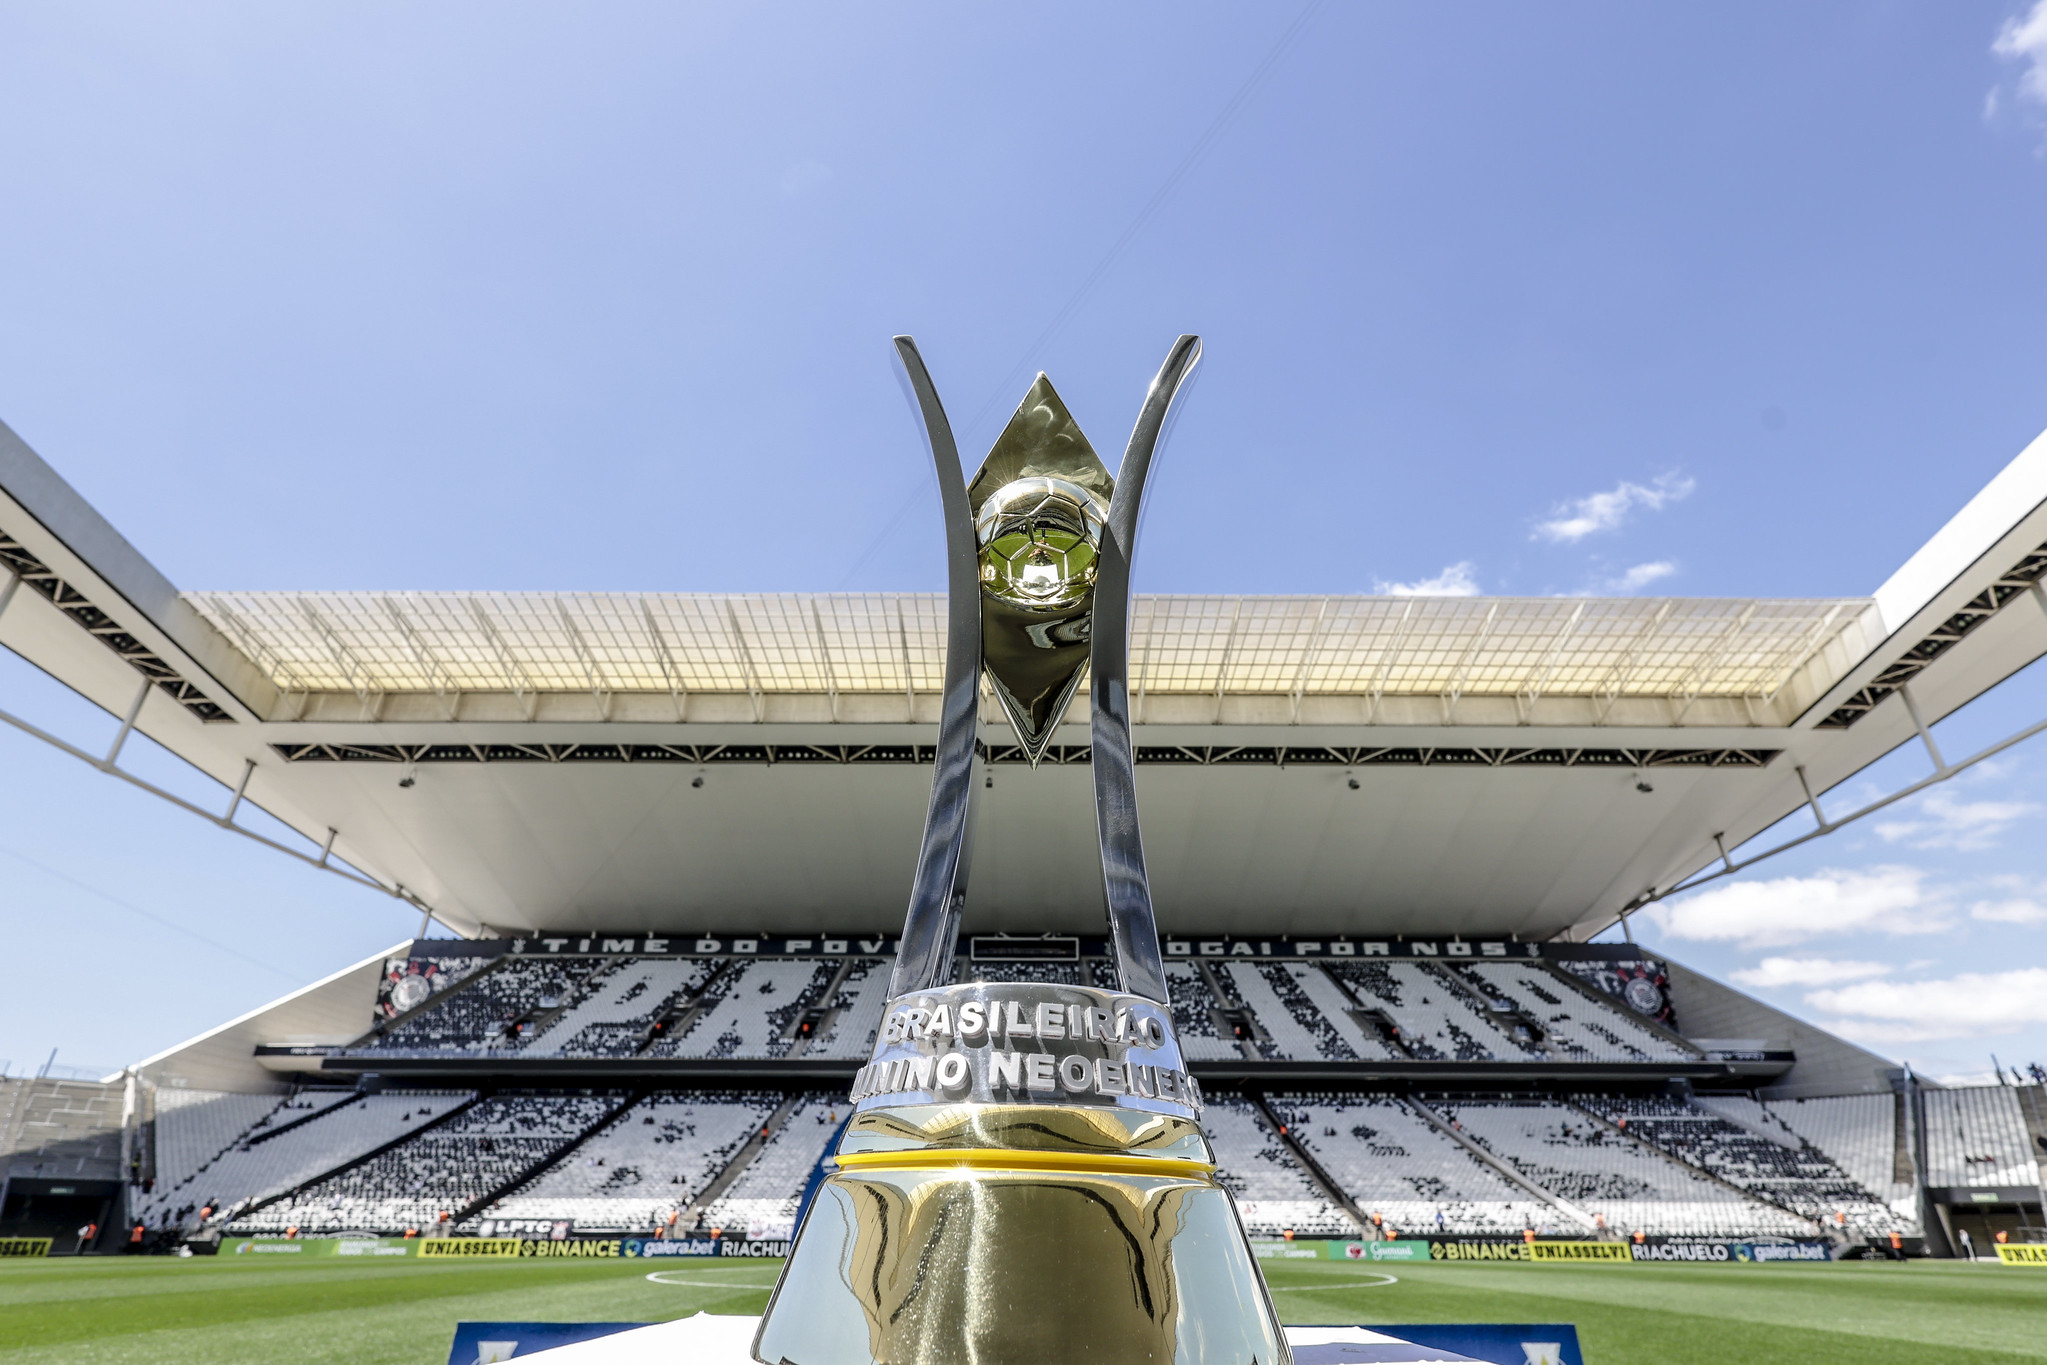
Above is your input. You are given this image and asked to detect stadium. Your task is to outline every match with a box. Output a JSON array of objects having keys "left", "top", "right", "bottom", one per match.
[{"left": 3, "top": 393, "right": 2045, "bottom": 1306}]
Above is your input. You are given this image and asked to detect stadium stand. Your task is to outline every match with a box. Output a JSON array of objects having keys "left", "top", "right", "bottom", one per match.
[
  {"left": 1199, "top": 1096, "right": 1351, "bottom": 1236},
  {"left": 1215, "top": 964, "right": 1355, "bottom": 1062},
  {"left": 1459, "top": 964, "right": 1693, "bottom": 1062},
  {"left": 1922, "top": 1086, "right": 2042, "bottom": 1190},
  {"left": 144, "top": 1091, "right": 469, "bottom": 1229},
  {"left": 1323, "top": 963, "right": 1524, "bottom": 1062},
  {"left": 116, "top": 944, "right": 2036, "bottom": 1248},
  {"left": 241, "top": 1093, "right": 622, "bottom": 1234},
  {"left": 696, "top": 1092, "right": 844, "bottom": 1237},
  {"left": 1271, "top": 1092, "right": 1559, "bottom": 1234},
  {"left": 807, "top": 958, "right": 892, "bottom": 1059},
  {"left": 1763, "top": 1093, "right": 1916, "bottom": 1219},
  {"left": 523, "top": 958, "right": 722, "bottom": 1058},
  {"left": 342, "top": 946, "right": 1712, "bottom": 1069},
  {"left": 483, "top": 1091, "right": 781, "bottom": 1232},
  {"left": 147, "top": 1089, "right": 280, "bottom": 1203},
  {"left": 1434, "top": 1097, "right": 1813, "bottom": 1236},
  {"left": 1164, "top": 962, "right": 1249, "bottom": 1062},
  {"left": 366, "top": 957, "right": 584, "bottom": 1053},
  {"left": 646, "top": 959, "right": 837, "bottom": 1059},
  {"left": 1579, "top": 1095, "right": 1908, "bottom": 1235}
]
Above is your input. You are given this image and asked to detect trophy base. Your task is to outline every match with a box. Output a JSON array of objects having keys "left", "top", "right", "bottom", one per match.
[{"left": 752, "top": 1158, "right": 1286, "bottom": 1365}]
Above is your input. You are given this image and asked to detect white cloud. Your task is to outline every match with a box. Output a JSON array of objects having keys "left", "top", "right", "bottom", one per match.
[
  {"left": 1729, "top": 956, "right": 1893, "bottom": 990},
  {"left": 1609, "top": 561, "right": 1676, "bottom": 592},
  {"left": 1808, "top": 967, "right": 2047, "bottom": 1042},
  {"left": 1972, "top": 896, "right": 2047, "bottom": 924},
  {"left": 1995, "top": 0, "right": 2047, "bottom": 106},
  {"left": 1645, "top": 866, "right": 1948, "bottom": 948},
  {"left": 1376, "top": 561, "right": 1480, "bottom": 597},
  {"left": 1534, "top": 473, "right": 1694, "bottom": 543},
  {"left": 1872, "top": 787, "right": 2040, "bottom": 851}
]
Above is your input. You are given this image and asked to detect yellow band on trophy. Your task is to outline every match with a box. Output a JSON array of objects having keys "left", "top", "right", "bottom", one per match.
[{"left": 834, "top": 1148, "right": 1217, "bottom": 1180}]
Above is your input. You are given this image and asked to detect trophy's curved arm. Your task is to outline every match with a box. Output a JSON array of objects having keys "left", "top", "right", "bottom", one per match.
[
  {"left": 887, "top": 336, "right": 982, "bottom": 999},
  {"left": 1092, "top": 334, "right": 1201, "bottom": 1004}
]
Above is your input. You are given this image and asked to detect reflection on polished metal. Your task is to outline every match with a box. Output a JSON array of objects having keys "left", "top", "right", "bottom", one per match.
[
  {"left": 1093, "top": 336, "right": 1201, "bottom": 1007},
  {"left": 752, "top": 336, "right": 1287, "bottom": 1365},
  {"left": 967, "top": 376, "right": 1117, "bottom": 768},
  {"left": 884, "top": 338, "right": 980, "bottom": 1002}
]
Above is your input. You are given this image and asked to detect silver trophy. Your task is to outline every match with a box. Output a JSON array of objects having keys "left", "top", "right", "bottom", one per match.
[{"left": 753, "top": 337, "right": 1287, "bottom": 1365}]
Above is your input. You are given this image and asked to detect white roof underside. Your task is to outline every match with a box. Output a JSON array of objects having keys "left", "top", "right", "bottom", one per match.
[
  {"left": 187, "top": 591, "right": 1871, "bottom": 707},
  {"left": 7, "top": 413, "right": 2045, "bottom": 947}
]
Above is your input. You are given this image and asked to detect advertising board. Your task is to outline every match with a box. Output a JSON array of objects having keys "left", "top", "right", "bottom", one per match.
[
  {"left": 223, "top": 1237, "right": 415, "bottom": 1258},
  {"left": 1528, "top": 1241, "right": 1631, "bottom": 1262},
  {"left": 413, "top": 1236, "right": 793, "bottom": 1260},
  {"left": 1326, "top": 1239, "right": 1432, "bottom": 1262}
]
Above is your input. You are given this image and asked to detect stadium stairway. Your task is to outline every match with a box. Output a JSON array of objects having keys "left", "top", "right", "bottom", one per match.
[
  {"left": 1404, "top": 1096, "right": 1597, "bottom": 1231},
  {"left": 1247, "top": 1093, "right": 1367, "bottom": 1232},
  {"left": 241, "top": 1093, "right": 364, "bottom": 1149},
  {"left": 677, "top": 1093, "right": 806, "bottom": 1228},
  {"left": 451, "top": 1092, "right": 641, "bottom": 1225},
  {"left": 1564, "top": 1099, "right": 1824, "bottom": 1237}
]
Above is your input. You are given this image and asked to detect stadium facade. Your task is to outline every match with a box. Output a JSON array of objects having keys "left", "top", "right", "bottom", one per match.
[{"left": 3, "top": 415, "right": 2045, "bottom": 1259}]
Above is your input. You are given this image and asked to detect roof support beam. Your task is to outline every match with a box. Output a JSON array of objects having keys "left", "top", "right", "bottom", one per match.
[
  {"left": 1288, "top": 597, "right": 1330, "bottom": 725},
  {"left": 297, "top": 597, "right": 381, "bottom": 719},
  {"left": 224, "top": 757, "right": 255, "bottom": 824},
  {"left": 103, "top": 675, "right": 150, "bottom": 766},
  {"left": 1899, "top": 682, "right": 1948, "bottom": 774},
  {"left": 640, "top": 601, "right": 686, "bottom": 722},
  {"left": 382, "top": 597, "right": 458, "bottom": 718},
  {"left": 466, "top": 599, "right": 537, "bottom": 719},
  {"left": 810, "top": 602, "right": 839, "bottom": 722},
  {"left": 1761, "top": 602, "right": 1846, "bottom": 708},
  {"left": 1626, "top": 699, "right": 2047, "bottom": 917},
  {"left": 1594, "top": 600, "right": 1674, "bottom": 724},
  {"left": 555, "top": 597, "right": 612, "bottom": 720},
  {"left": 1212, "top": 599, "right": 1241, "bottom": 724},
  {"left": 1671, "top": 602, "right": 1757, "bottom": 723},
  {"left": 1367, "top": 600, "right": 1417, "bottom": 723},
  {"left": 1443, "top": 602, "right": 1500, "bottom": 722},
  {"left": 0, "top": 693, "right": 436, "bottom": 916},
  {"left": 1794, "top": 763, "right": 1829, "bottom": 829},
  {"left": 725, "top": 601, "right": 764, "bottom": 723},
  {"left": 1516, "top": 602, "right": 1584, "bottom": 723}
]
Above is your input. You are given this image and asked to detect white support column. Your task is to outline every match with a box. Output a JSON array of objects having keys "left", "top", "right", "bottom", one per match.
[
  {"left": 103, "top": 676, "right": 151, "bottom": 767},
  {"left": 1900, "top": 682, "right": 1948, "bottom": 774},
  {"left": 0, "top": 567, "right": 21, "bottom": 623},
  {"left": 1794, "top": 764, "right": 1829, "bottom": 829},
  {"left": 223, "top": 758, "right": 256, "bottom": 824},
  {"left": 317, "top": 826, "right": 338, "bottom": 867}
]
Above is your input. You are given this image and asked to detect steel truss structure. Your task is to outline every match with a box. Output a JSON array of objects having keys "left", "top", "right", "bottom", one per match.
[{"left": 269, "top": 740, "right": 1781, "bottom": 769}]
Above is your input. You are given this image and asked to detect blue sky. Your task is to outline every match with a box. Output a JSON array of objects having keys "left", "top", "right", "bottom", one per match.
[{"left": 1, "top": 2, "right": 2045, "bottom": 1082}]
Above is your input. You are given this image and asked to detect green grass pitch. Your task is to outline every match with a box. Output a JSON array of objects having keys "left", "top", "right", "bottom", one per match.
[{"left": 0, "top": 1255, "right": 2040, "bottom": 1364}]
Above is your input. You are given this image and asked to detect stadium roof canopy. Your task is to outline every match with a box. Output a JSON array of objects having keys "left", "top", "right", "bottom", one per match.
[
  {"left": 183, "top": 589, "right": 1872, "bottom": 729},
  {"left": 3, "top": 418, "right": 2045, "bottom": 945}
]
